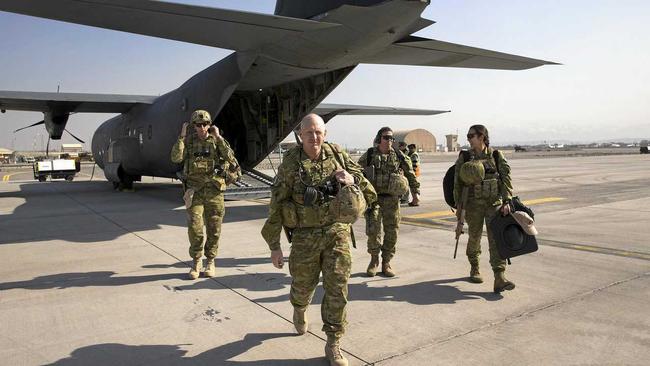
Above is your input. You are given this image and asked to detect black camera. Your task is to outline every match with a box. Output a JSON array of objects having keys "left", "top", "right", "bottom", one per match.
[{"left": 303, "top": 177, "right": 340, "bottom": 207}]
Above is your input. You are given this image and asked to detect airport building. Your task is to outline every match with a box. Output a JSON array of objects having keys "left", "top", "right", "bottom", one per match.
[
  {"left": 446, "top": 134, "right": 460, "bottom": 152},
  {"left": 61, "top": 144, "right": 84, "bottom": 157},
  {"left": 392, "top": 129, "right": 437, "bottom": 152},
  {"left": 0, "top": 148, "right": 15, "bottom": 164}
]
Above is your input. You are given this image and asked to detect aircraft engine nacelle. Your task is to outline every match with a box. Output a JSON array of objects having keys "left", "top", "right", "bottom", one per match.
[{"left": 43, "top": 111, "right": 70, "bottom": 140}]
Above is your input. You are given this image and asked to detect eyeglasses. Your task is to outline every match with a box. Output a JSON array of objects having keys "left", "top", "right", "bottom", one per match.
[{"left": 381, "top": 135, "right": 395, "bottom": 141}]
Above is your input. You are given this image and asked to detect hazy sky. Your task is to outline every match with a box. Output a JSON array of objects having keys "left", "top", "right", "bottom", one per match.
[{"left": 1, "top": 0, "right": 649, "bottom": 151}]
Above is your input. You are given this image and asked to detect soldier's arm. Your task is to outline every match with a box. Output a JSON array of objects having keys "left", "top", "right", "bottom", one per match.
[
  {"left": 343, "top": 151, "right": 377, "bottom": 207},
  {"left": 261, "top": 162, "right": 294, "bottom": 251},
  {"left": 214, "top": 136, "right": 237, "bottom": 163},
  {"left": 399, "top": 151, "right": 420, "bottom": 193},
  {"left": 357, "top": 151, "right": 368, "bottom": 168},
  {"left": 497, "top": 151, "right": 513, "bottom": 202},
  {"left": 170, "top": 137, "right": 185, "bottom": 164}
]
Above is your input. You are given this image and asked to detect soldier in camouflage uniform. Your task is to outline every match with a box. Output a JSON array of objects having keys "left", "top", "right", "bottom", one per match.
[
  {"left": 171, "top": 110, "right": 237, "bottom": 280},
  {"left": 453, "top": 124, "right": 516, "bottom": 293},
  {"left": 407, "top": 143, "right": 421, "bottom": 206},
  {"left": 261, "top": 114, "right": 376, "bottom": 366},
  {"left": 358, "top": 127, "right": 419, "bottom": 278}
]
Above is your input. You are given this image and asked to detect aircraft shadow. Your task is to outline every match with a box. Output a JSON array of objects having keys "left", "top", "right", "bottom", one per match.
[
  {"left": 0, "top": 181, "right": 268, "bottom": 245},
  {"left": 44, "top": 333, "right": 325, "bottom": 366}
]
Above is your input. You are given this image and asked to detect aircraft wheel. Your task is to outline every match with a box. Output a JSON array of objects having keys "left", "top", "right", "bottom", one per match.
[{"left": 38, "top": 176, "right": 47, "bottom": 182}]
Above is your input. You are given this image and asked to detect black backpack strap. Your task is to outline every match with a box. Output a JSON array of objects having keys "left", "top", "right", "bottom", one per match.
[{"left": 460, "top": 150, "right": 470, "bottom": 163}]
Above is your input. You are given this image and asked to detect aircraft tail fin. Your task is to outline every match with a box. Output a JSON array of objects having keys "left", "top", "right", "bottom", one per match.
[
  {"left": 0, "top": 0, "right": 340, "bottom": 51},
  {"left": 361, "top": 36, "right": 559, "bottom": 70}
]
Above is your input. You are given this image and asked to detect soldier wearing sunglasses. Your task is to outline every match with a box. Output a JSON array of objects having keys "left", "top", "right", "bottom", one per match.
[{"left": 359, "top": 127, "right": 419, "bottom": 277}]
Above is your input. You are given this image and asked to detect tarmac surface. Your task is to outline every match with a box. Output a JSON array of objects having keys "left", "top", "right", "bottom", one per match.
[{"left": 1, "top": 153, "right": 649, "bottom": 365}]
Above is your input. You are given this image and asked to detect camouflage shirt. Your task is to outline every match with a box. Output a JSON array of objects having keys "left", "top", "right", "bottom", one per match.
[
  {"left": 358, "top": 147, "right": 419, "bottom": 195},
  {"left": 261, "top": 143, "right": 377, "bottom": 251},
  {"left": 453, "top": 146, "right": 513, "bottom": 207},
  {"left": 170, "top": 132, "right": 236, "bottom": 191}
]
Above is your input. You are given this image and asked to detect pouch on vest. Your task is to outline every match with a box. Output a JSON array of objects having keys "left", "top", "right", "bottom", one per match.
[
  {"left": 329, "top": 184, "right": 367, "bottom": 224},
  {"left": 281, "top": 201, "right": 299, "bottom": 229},
  {"left": 388, "top": 172, "right": 409, "bottom": 196}
]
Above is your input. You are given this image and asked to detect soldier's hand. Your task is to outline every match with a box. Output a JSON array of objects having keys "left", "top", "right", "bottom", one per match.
[
  {"left": 271, "top": 249, "right": 284, "bottom": 269},
  {"left": 500, "top": 203, "right": 511, "bottom": 216},
  {"left": 334, "top": 169, "right": 354, "bottom": 186},
  {"left": 209, "top": 126, "right": 221, "bottom": 138},
  {"left": 180, "top": 122, "right": 189, "bottom": 138}
]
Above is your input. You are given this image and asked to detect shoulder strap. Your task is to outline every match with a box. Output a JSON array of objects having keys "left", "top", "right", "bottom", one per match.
[
  {"left": 327, "top": 143, "right": 347, "bottom": 170},
  {"left": 366, "top": 147, "right": 374, "bottom": 166},
  {"left": 492, "top": 149, "right": 500, "bottom": 173},
  {"left": 460, "top": 150, "right": 470, "bottom": 163}
]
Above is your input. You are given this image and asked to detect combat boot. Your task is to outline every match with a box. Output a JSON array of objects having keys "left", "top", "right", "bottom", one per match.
[
  {"left": 469, "top": 264, "right": 483, "bottom": 283},
  {"left": 382, "top": 260, "right": 396, "bottom": 277},
  {"left": 293, "top": 306, "right": 308, "bottom": 335},
  {"left": 325, "top": 335, "right": 348, "bottom": 366},
  {"left": 493, "top": 271, "right": 515, "bottom": 293},
  {"left": 188, "top": 258, "right": 201, "bottom": 280},
  {"left": 366, "top": 255, "right": 380, "bottom": 277},
  {"left": 204, "top": 258, "right": 216, "bottom": 278}
]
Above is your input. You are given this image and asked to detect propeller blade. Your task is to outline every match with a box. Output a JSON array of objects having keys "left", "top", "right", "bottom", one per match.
[
  {"left": 14, "top": 120, "right": 44, "bottom": 133},
  {"left": 65, "top": 129, "right": 86, "bottom": 144},
  {"left": 46, "top": 137, "right": 50, "bottom": 157}
]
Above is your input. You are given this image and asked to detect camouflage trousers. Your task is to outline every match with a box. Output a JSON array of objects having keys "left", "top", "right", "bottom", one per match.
[
  {"left": 366, "top": 194, "right": 400, "bottom": 261},
  {"left": 186, "top": 185, "right": 225, "bottom": 260},
  {"left": 465, "top": 200, "right": 506, "bottom": 272},
  {"left": 289, "top": 223, "right": 352, "bottom": 339}
]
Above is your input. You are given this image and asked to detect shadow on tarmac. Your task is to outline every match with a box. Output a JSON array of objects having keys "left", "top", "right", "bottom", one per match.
[
  {"left": 44, "top": 333, "right": 325, "bottom": 366},
  {"left": 0, "top": 181, "right": 268, "bottom": 245}
]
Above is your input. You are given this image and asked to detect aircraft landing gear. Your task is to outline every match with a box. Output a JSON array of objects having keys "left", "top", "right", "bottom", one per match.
[{"left": 112, "top": 175, "right": 135, "bottom": 191}]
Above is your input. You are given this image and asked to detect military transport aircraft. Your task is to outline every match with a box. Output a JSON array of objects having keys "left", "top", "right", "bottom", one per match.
[{"left": 0, "top": 0, "right": 555, "bottom": 189}]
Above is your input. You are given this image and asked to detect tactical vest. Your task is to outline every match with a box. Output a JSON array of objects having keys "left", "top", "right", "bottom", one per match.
[
  {"left": 183, "top": 133, "right": 226, "bottom": 190},
  {"left": 467, "top": 148, "right": 501, "bottom": 201},
  {"left": 364, "top": 148, "right": 409, "bottom": 196},
  {"left": 281, "top": 144, "right": 364, "bottom": 228}
]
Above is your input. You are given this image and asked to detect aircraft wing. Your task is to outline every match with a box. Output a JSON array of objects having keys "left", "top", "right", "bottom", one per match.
[
  {"left": 0, "top": 91, "right": 156, "bottom": 113},
  {"left": 0, "top": 0, "right": 339, "bottom": 51},
  {"left": 314, "top": 103, "right": 449, "bottom": 122},
  {"left": 361, "top": 36, "right": 558, "bottom": 70}
]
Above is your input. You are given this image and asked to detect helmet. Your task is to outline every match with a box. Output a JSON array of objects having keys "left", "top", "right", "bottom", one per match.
[
  {"left": 459, "top": 160, "right": 485, "bottom": 185},
  {"left": 329, "top": 184, "right": 367, "bottom": 224},
  {"left": 191, "top": 110, "right": 212, "bottom": 125}
]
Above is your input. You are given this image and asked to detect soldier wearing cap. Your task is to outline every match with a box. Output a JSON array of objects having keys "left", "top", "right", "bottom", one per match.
[
  {"left": 171, "top": 109, "right": 237, "bottom": 280},
  {"left": 359, "top": 127, "right": 419, "bottom": 278},
  {"left": 261, "top": 114, "right": 376, "bottom": 366},
  {"left": 453, "top": 124, "right": 516, "bottom": 293}
]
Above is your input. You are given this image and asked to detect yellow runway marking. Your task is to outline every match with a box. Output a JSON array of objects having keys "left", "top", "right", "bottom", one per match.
[
  {"left": 2, "top": 174, "right": 15, "bottom": 182},
  {"left": 406, "top": 197, "right": 566, "bottom": 220}
]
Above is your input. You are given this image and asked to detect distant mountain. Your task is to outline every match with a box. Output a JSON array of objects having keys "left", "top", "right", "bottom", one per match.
[{"left": 493, "top": 137, "right": 650, "bottom": 146}]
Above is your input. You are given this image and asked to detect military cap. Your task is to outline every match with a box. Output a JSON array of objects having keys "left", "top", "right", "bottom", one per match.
[
  {"left": 489, "top": 214, "right": 538, "bottom": 259},
  {"left": 459, "top": 160, "right": 485, "bottom": 185},
  {"left": 191, "top": 110, "right": 212, "bottom": 125}
]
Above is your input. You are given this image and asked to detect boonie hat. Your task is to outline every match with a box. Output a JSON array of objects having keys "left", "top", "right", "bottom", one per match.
[
  {"left": 191, "top": 110, "right": 212, "bottom": 125},
  {"left": 511, "top": 211, "right": 538, "bottom": 235}
]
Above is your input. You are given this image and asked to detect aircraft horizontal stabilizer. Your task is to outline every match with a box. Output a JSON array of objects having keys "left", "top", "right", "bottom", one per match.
[
  {"left": 0, "top": 0, "right": 340, "bottom": 51},
  {"left": 314, "top": 103, "right": 449, "bottom": 122},
  {"left": 0, "top": 91, "right": 156, "bottom": 113},
  {"left": 361, "top": 36, "right": 559, "bottom": 70}
]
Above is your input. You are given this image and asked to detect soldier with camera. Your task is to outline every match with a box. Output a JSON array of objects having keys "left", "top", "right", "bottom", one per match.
[
  {"left": 261, "top": 114, "right": 376, "bottom": 366},
  {"left": 171, "top": 109, "right": 239, "bottom": 280}
]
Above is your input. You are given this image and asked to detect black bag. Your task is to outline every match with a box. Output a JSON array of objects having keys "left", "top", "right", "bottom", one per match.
[
  {"left": 490, "top": 213, "right": 538, "bottom": 259},
  {"left": 442, "top": 150, "right": 470, "bottom": 208}
]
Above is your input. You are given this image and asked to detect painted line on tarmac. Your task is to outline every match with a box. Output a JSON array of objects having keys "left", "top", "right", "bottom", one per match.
[
  {"left": 400, "top": 217, "right": 650, "bottom": 261},
  {"left": 2, "top": 173, "right": 16, "bottom": 182},
  {"left": 406, "top": 197, "right": 566, "bottom": 219}
]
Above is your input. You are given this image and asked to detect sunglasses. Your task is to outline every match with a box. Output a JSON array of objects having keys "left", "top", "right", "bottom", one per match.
[
  {"left": 195, "top": 123, "right": 209, "bottom": 128},
  {"left": 381, "top": 135, "right": 395, "bottom": 141}
]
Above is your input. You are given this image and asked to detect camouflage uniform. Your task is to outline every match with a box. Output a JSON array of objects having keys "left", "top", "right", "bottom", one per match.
[
  {"left": 358, "top": 147, "right": 419, "bottom": 262},
  {"left": 407, "top": 150, "right": 420, "bottom": 177},
  {"left": 171, "top": 132, "right": 236, "bottom": 260},
  {"left": 261, "top": 143, "right": 376, "bottom": 340},
  {"left": 453, "top": 147, "right": 513, "bottom": 273}
]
